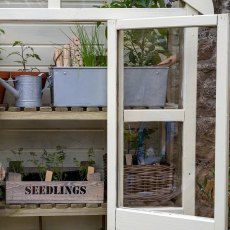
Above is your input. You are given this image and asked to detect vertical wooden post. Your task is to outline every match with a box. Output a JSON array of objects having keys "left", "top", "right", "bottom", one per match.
[
  {"left": 118, "top": 30, "right": 124, "bottom": 207},
  {"left": 107, "top": 20, "right": 117, "bottom": 230},
  {"left": 182, "top": 25, "right": 198, "bottom": 215},
  {"left": 215, "top": 13, "right": 230, "bottom": 230}
]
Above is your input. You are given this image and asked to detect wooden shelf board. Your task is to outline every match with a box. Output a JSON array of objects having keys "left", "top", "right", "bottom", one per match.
[
  {"left": 0, "top": 111, "right": 107, "bottom": 121},
  {"left": 0, "top": 206, "right": 107, "bottom": 217}
]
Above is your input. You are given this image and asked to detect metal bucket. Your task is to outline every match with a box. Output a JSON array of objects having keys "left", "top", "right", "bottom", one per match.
[{"left": 15, "top": 75, "right": 42, "bottom": 107}]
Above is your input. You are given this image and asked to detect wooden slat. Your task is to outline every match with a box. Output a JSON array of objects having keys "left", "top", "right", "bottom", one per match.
[
  {"left": 6, "top": 181, "right": 104, "bottom": 204},
  {"left": 181, "top": 26, "right": 198, "bottom": 215},
  {"left": 0, "top": 8, "right": 187, "bottom": 22},
  {"left": 116, "top": 15, "right": 217, "bottom": 30},
  {"left": 214, "top": 14, "right": 230, "bottom": 230},
  {"left": 0, "top": 111, "right": 107, "bottom": 120},
  {"left": 0, "top": 205, "right": 107, "bottom": 216},
  {"left": 124, "top": 109, "right": 185, "bottom": 122},
  {"left": 107, "top": 20, "right": 117, "bottom": 230},
  {"left": 116, "top": 208, "right": 214, "bottom": 230}
]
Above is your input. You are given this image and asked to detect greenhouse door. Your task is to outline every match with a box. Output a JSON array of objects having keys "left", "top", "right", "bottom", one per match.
[{"left": 107, "top": 14, "right": 229, "bottom": 230}]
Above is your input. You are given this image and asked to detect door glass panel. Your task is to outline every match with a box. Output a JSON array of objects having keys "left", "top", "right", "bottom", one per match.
[
  {"left": 123, "top": 122, "right": 182, "bottom": 207},
  {"left": 122, "top": 28, "right": 182, "bottom": 109}
]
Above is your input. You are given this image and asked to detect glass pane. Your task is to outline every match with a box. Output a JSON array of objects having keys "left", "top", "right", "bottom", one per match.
[
  {"left": 123, "top": 122, "right": 182, "bottom": 207},
  {"left": 123, "top": 28, "right": 182, "bottom": 109}
]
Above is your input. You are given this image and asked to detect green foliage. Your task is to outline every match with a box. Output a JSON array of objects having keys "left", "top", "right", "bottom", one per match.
[
  {"left": 7, "top": 148, "right": 24, "bottom": 174},
  {"left": 8, "top": 40, "right": 41, "bottom": 71},
  {"left": 124, "top": 28, "right": 170, "bottom": 66},
  {"left": 73, "top": 147, "right": 96, "bottom": 181},
  {"left": 70, "top": 26, "right": 107, "bottom": 66},
  {"left": 29, "top": 146, "right": 66, "bottom": 181},
  {"left": 124, "top": 127, "right": 153, "bottom": 157},
  {"left": 100, "top": 0, "right": 170, "bottom": 66},
  {"left": 100, "top": 0, "right": 165, "bottom": 8},
  {"left": 28, "top": 152, "right": 47, "bottom": 181},
  {"left": 41, "top": 146, "right": 66, "bottom": 181}
]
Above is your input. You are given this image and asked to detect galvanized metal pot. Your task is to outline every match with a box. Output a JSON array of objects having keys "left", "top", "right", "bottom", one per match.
[{"left": 0, "top": 75, "right": 43, "bottom": 107}]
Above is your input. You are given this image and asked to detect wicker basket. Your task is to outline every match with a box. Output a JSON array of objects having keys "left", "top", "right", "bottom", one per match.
[
  {"left": 124, "top": 165, "right": 175, "bottom": 206},
  {"left": 103, "top": 154, "right": 177, "bottom": 206}
]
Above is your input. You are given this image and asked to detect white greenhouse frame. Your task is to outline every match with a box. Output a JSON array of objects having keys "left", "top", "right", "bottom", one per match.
[{"left": 0, "top": 1, "right": 229, "bottom": 230}]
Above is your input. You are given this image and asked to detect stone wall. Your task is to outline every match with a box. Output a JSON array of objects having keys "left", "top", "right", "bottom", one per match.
[{"left": 196, "top": 0, "right": 228, "bottom": 218}]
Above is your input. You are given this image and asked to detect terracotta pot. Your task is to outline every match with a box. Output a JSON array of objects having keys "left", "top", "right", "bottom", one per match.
[
  {"left": 0, "top": 71, "right": 10, "bottom": 104},
  {"left": 10, "top": 71, "right": 48, "bottom": 88}
]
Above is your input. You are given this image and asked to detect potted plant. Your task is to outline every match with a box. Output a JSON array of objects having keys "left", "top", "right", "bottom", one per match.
[
  {"left": 102, "top": 0, "right": 171, "bottom": 107},
  {"left": 8, "top": 40, "right": 47, "bottom": 87},
  {"left": 6, "top": 146, "right": 104, "bottom": 204},
  {"left": 7, "top": 148, "right": 25, "bottom": 182},
  {"left": 50, "top": 25, "right": 107, "bottom": 107},
  {"left": 0, "top": 28, "right": 10, "bottom": 104}
]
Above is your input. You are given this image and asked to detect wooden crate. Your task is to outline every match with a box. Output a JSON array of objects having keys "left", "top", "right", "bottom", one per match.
[{"left": 6, "top": 181, "right": 104, "bottom": 204}]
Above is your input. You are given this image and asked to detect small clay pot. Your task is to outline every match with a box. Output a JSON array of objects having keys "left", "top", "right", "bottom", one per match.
[{"left": 0, "top": 71, "right": 10, "bottom": 104}]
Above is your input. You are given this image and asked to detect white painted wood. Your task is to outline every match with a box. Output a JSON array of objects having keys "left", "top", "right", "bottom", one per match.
[
  {"left": 116, "top": 208, "right": 215, "bottom": 230},
  {"left": 107, "top": 20, "right": 117, "bottom": 230},
  {"left": 214, "top": 14, "right": 230, "bottom": 230},
  {"left": 0, "top": 0, "right": 106, "bottom": 8},
  {"left": 182, "top": 0, "right": 214, "bottom": 15},
  {"left": 181, "top": 27, "right": 198, "bottom": 215},
  {"left": 48, "top": 0, "right": 61, "bottom": 8},
  {"left": 124, "top": 109, "right": 184, "bottom": 122},
  {"left": 0, "top": 24, "right": 105, "bottom": 45},
  {"left": 133, "top": 207, "right": 184, "bottom": 214},
  {"left": 0, "top": 8, "right": 187, "bottom": 21},
  {"left": 116, "top": 15, "right": 217, "bottom": 30},
  {"left": 117, "top": 30, "right": 124, "bottom": 207}
]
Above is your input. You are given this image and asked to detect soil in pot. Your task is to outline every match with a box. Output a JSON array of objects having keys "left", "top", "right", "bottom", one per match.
[
  {"left": 23, "top": 170, "right": 85, "bottom": 181},
  {"left": 0, "top": 71, "right": 10, "bottom": 104}
]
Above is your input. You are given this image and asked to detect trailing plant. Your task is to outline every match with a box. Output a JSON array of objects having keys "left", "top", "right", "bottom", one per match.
[
  {"left": 7, "top": 147, "right": 24, "bottom": 174},
  {"left": 7, "top": 40, "right": 41, "bottom": 71},
  {"left": 69, "top": 25, "right": 107, "bottom": 66}
]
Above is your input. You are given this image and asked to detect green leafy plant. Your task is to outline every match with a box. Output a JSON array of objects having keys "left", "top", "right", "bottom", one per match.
[
  {"left": 100, "top": 0, "right": 171, "bottom": 66},
  {"left": 28, "top": 151, "right": 47, "bottom": 181},
  {"left": 100, "top": 0, "right": 166, "bottom": 8},
  {"left": 70, "top": 25, "right": 107, "bottom": 66},
  {"left": 41, "top": 146, "right": 66, "bottom": 181},
  {"left": 29, "top": 146, "right": 66, "bottom": 181},
  {"left": 7, "top": 148, "right": 24, "bottom": 174},
  {"left": 73, "top": 147, "right": 96, "bottom": 181},
  {"left": 8, "top": 40, "right": 41, "bottom": 71}
]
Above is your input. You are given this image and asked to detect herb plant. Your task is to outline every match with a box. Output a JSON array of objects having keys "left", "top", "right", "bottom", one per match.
[
  {"left": 28, "top": 151, "right": 47, "bottom": 181},
  {"left": 41, "top": 146, "right": 66, "bottom": 181},
  {"left": 7, "top": 147, "right": 24, "bottom": 174},
  {"left": 70, "top": 26, "right": 107, "bottom": 66},
  {"left": 8, "top": 40, "right": 41, "bottom": 71},
  {"left": 73, "top": 147, "right": 95, "bottom": 181},
  {"left": 100, "top": 0, "right": 172, "bottom": 66},
  {"left": 29, "top": 146, "right": 66, "bottom": 181}
]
